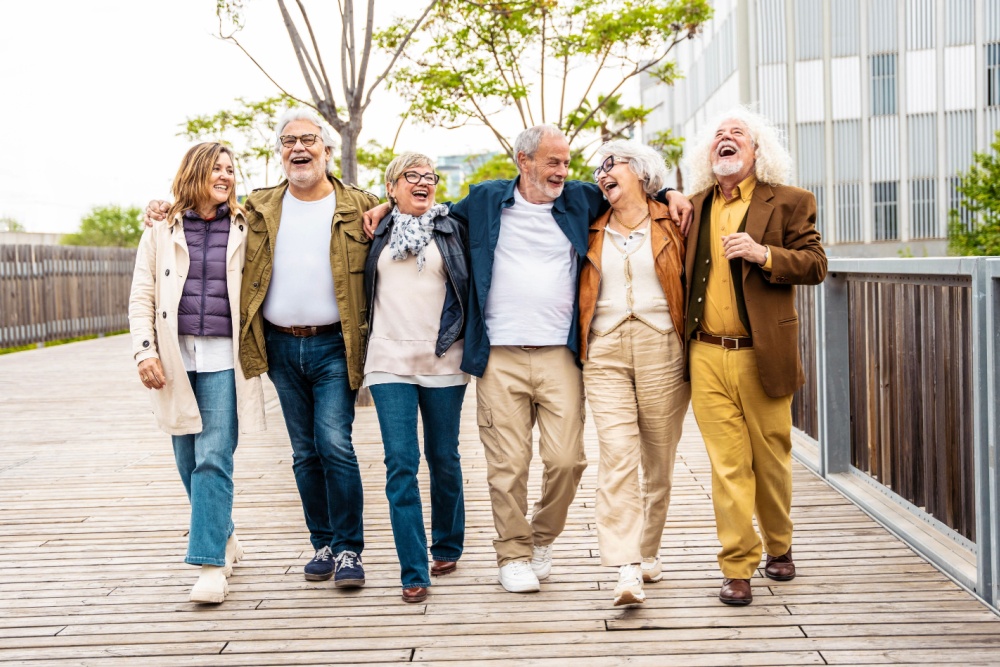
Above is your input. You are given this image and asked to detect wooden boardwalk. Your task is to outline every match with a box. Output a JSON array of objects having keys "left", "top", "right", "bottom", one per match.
[{"left": 1, "top": 336, "right": 998, "bottom": 666}]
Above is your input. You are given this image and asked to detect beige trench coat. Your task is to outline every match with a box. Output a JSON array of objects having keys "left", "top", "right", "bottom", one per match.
[{"left": 128, "top": 211, "right": 266, "bottom": 436}]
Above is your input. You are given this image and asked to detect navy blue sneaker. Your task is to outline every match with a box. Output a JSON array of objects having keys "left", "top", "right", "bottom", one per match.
[
  {"left": 304, "top": 546, "right": 334, "bottom": 581},
  {"left": 334, "top": 550, "right": 365, "bottom": 588}
]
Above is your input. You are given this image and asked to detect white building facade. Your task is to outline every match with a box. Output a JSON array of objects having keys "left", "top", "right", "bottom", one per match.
[{"left": 641, "top": 0, "right": 1000, "bottom": 255}]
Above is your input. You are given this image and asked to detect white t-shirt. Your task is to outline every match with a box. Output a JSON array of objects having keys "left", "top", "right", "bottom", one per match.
[
  {"left": 262, "top": 190, "right": 340, "bottom": 326},
  {"left": 483, "top": 187, "right": 576, "bottom": 346}
]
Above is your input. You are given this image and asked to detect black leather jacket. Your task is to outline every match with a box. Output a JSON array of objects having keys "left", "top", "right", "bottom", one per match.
[{"left": 363, "top": 211, "right": 470, "bottom": 359}]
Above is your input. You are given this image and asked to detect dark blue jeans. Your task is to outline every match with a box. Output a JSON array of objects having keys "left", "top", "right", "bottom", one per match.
[
  {"left": 265, "top": 329, "right": 364, "bottom": 554},
  {"left": 370, "top": 382, "right": 467, "bottom": 588}
]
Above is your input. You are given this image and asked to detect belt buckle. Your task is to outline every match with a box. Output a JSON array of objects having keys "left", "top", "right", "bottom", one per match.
[
  {"left": 720, "top": 336, "right": 740, "bottom": 349},
  {"left": 291, "top": 326, "right": 314, "bottom": 337}
]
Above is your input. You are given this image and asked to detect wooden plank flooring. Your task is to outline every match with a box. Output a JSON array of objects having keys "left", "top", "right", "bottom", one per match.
[{"left": 0, "top": 335, "right": 998, "bottom": 666}]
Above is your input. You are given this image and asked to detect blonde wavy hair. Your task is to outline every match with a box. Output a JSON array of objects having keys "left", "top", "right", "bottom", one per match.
[
  {"left": 683, "top": 106, "right": 792, "bottom": 195},
  {"left": 168, "top": 143, "right": 241, "bottom": 222}
]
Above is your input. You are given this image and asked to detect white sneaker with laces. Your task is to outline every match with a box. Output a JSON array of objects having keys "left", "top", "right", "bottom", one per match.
[
  {"left": 613, "top": 564, "right": 646, "bottom": 606},
  {"left": 190, "top": 565, "right": 228, "bottom": 604},
  {"left": 531, "top": 543, "right": 552, "bottom": 580},
  {"left": 223, "top": 532, "right": 244, "bottom": 577},
  {"left": 641, "top": 555, "right": 663, "bottom": 583},
  {"left": 499, "top": 560, "right": 541, "bottom": 593}
]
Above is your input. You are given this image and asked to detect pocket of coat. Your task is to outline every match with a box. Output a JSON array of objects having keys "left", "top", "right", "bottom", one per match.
[
  {"left": 344, "top": 228, "right": 371, "bottom": 273},
  {"left": 778, "top": 316, "right": 798, "bottom": 326},
  {"left": 476, "top": 404, "right": 505, "bottom": 463}
]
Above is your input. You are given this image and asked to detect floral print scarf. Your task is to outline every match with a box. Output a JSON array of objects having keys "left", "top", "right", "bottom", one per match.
[{"left": 388, "top": 203, "right": 449, "bottom": 272}]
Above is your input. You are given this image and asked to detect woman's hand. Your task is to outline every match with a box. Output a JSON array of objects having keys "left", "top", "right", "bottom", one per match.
[
  {"left": 138, "top": 358, "right": 166, "bottom": 390},
  {"left": 363, "top": 202, "right": 392, "bottom": 238}
]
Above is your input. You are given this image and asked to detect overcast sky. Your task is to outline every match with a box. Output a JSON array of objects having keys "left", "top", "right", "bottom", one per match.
[{"left": 0, "top": 0, "right": 522, "bottom": 233}]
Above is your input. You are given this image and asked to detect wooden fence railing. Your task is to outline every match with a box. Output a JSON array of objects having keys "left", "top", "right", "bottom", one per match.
[
  {"left": 0, "top": 245, "right": 136, "bottom": 348},
  {"left": 791, "top": 285, "right": 819, "bottom": 440}
]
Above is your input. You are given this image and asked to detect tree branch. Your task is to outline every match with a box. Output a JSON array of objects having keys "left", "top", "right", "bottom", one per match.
[
  {"left": 361, "top": 0, "right": 437, "bottom": 112},
  {"left": 294, "top": 0, "right": 334, "bottom": 102}
]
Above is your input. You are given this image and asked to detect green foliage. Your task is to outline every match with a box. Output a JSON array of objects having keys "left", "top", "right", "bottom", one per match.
[
  {"left": 349, "top": 140, "right": 398, "bottom": 192},
  {"left": 62, "top": 206, "right": 144, "bottom": 248},
  {"left": 384, "top": 0, "right": 712, "bottom": 159},
  {"left": 180, "top": 95, "right": 300, "bottom": 194},
  {"left": 948, "top": 130, "right": 1000, "bottom": 256},
  {"left": 0, "top": 216, "right": 25, "bottom": 233}
]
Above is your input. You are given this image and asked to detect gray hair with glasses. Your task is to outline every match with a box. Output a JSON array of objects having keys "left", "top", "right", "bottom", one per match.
[
  {"left": 512, "top": 124, "right": 566, "bottom": 173},
  {"left": 594, "top": 139, "right": 668, "bottom": 197},
  {"left": 274, "top": 108, "right": 338, "bottom": 173},
  {"left": 384, "top": 152, "right": 437, "bottom": 207}
]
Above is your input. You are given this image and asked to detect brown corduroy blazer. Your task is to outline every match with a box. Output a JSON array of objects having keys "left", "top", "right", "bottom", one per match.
[{"left": 685, "top": 182, "right": 827, "bottom": 398}]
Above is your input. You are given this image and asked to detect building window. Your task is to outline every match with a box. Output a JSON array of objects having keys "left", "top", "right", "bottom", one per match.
[
  {"left": 988, "top": 43, "right": 1000, "bottom": 107},
  {"left": 836, "top": 183, "right": 863, "bottom": 243},
  {"left": 949, "top": 177, "right": 976, "bottom": 230},
  {"left": 870, "top": 53, "right": 897, "bottom": 115},
  {"left": 873, "top": 181, "right": 899, "bottom": 240},
  {"left": 910, "top": 179, "right": 938, "bottom": 239}
]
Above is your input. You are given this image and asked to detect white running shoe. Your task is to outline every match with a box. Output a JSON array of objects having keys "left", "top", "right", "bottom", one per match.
[
  {"left": 190, "top": 565, "right": 228, "bottom": 604},
  {"left": 499, "top": 560, "right": 541, "bottom": 593},
  {"left": 531, "top": 543, "right": 552, "bottom": 580},
  {"left": 613, "top": 564, "right": 646, "bottom": 606},
  {"left": 223, "top": 532, "right": 244, "bottom": 577},
  {"left": 641, "top": 555, "right": 663, "bottom": 583}
]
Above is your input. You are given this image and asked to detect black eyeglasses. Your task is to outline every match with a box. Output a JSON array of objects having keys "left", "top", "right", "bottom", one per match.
[
  {"left": 401, "top": 171, "right": 440, "bottom": 185},
  {"left": 279, "top": 133, "right": 321, "bottom": 148},
  {"left": 593, "top": 155, "right": 623, "bottom": 180}
]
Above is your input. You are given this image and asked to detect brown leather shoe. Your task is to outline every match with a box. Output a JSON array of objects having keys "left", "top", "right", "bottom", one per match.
[
  {"left": 402, "top": 586, "right": 428, "bottom": 603},
  {"left": 764, "top": 547, "right": 796, "bottom": 581},
  {"left": 431, "top": 560, "right": 457, "bottom": 576},
  {"left": 719, "top": 578, "right": 752, "bottom": 605}
]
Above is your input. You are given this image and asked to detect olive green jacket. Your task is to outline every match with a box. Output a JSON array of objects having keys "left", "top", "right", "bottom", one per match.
[{"left": 238, "top": 174, "right": 378, "bottom": 389}]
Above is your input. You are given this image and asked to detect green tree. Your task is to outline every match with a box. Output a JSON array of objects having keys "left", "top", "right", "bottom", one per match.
[
  {"left": 62, "top": 206, "right": 144, "bottom": 248},
  {"left": 181, "top": 95, "right": 300, "bottom": 194},
  {"left": 386, "top": 0, "right": 711, "bottom": 160},
  {"left": 948, "top": 130, "right": 1000, "bottom": 256},
  {"left": 0, "top": 216, "right": 25, "bottom": 233},
  {"left": 647, "top": 128, "right": 685, "bottom": 190}
]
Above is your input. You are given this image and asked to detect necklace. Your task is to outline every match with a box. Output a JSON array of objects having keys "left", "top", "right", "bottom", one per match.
[{"left": 613, "top": 210, "right": 650, "bottom": 231}]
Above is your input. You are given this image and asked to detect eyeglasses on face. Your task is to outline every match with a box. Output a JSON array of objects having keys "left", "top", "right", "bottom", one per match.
[
  {"left": 401, "top": 171, "right": 441, "bottom": 185},
  {"left": 279, "top": 133, "right": 321, "bottom": 148},
  {"left": 593, "top": 155, "right": 623, "bottom": 180}
]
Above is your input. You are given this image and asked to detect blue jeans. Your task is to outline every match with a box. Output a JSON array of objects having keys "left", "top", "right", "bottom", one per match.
[
  {"left": 265, "top": 329, "right": 364, "bottom": 554},
  {"left": 370, "top": 382, "right": 467, "bottom": 588},
  {"left": 172, "top": 369, "right": 238, "bottom": 567}
]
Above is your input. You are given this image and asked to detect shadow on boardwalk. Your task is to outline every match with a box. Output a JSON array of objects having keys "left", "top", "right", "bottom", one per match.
[{"left": 0, "top": 335, "right": 998, "bottom": 666}]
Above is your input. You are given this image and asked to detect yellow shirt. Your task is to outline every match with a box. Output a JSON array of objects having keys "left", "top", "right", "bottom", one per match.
[{"left": 701, "top": 174, "right": 762, "bottom": 337}]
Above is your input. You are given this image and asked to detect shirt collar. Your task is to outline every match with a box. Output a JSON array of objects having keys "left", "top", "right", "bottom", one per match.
[{"left": 714, "top": 174, "right": 757, "bottom": 204}]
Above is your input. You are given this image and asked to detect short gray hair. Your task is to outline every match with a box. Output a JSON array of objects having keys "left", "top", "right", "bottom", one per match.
[
  {"left": 512, "top": 124, "right": 566, "bottom": 173},
  {"left": 384, "top": 152, "right": 436, "bottom": 207},
  {"left": 274, "top": 108, "right": 338, "bottom": 173},
  {"left": 595, "top": 140, "right": 668, "bottom": 196},
  {"left": 684, "top": 106, "right": 793, "bottom": 194}
]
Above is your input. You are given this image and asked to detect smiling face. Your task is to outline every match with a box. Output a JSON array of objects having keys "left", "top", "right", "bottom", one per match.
[
  {"left": 595, "top": 157, "right": 644, "bottom": 208},
  {"left": 517, "top": 133, "right": 571, "bottom": 203},
  {"left": 280, "top": 119, "right": 332, "bottom": 192},
  {"left": 205, "top": 152, "right": 235, "bottom": 208},
  {"left": 387, "top": 163, "right": 437, "bottom": 216},
  {"left": 710, "top": 119, "right": 756, "bottom": 181}
]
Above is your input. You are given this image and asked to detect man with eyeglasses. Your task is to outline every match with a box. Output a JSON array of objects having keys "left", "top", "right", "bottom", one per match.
[
  {"left": 366, "top": 125, "right": 693, "bottom": 593},
  {"left": 146, "top": 109, "right": 377, "bottom": 589}
]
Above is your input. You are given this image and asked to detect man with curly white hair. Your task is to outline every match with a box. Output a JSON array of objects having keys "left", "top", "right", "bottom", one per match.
[{"left": 681, "top": 107, "right": 827, "bottom": 606}]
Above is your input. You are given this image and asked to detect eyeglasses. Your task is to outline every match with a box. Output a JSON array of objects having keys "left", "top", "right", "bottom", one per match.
[
  {"left": 279, "top": 133, "right": 321, "bottom": 148},
  {"left": 593, "top": 155, "right": 623, "bottom": 180},
  {"left": 401, "top": 171, "right": 440, "bottom": 185}
]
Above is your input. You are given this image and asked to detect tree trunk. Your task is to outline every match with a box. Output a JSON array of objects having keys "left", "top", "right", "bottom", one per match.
[{"left": 339, "top": 128, "right": 361, "bottom": 185}]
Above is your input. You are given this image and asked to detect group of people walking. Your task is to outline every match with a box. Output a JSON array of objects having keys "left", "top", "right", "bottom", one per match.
[{"left": 130, "top": 105, "right": 826, "bottom": 608}]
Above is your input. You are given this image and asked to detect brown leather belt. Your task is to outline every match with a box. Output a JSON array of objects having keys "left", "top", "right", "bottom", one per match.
[
  {"left": 267, "top": 321, "right": 342, "bottom": 337},
  {"left": 694, "top": 331, "right": 753, "bottom": 349}
]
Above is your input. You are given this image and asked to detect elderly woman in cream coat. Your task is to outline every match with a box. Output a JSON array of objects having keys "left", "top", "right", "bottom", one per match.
[{"left": 129, "top": 142, "right": 265, "bottom": 604}]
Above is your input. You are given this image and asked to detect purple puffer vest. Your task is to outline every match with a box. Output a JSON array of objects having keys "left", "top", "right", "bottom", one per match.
[{"left": 178, "top": 205, "right": 232, "bottom": 337}]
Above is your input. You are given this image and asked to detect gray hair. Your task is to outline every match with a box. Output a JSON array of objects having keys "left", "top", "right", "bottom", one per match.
[
  {"left": 595, "top": 139, "right": 668, "bottom": 196},
  {"left": 684, "top": 106, "right": 793, "bottom": 194},
  {"left": 274, "top": 108, "right": 338, "bottom": 174},
  {"left": 384, "top": 152, "right": 436, "bottom": 207},
  {"left": 512, "top": 124, "right": 566, "bottom": 173}
]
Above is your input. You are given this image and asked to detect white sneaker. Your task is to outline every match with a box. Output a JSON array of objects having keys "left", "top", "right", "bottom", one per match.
[
  {"left": 190, "top": 565, "right": 228, "bottom": 604},
  {"left": 531, "top": 544, "right": 552, "bottom": 580},
  {"left": 223, "top": 532, "right": 245, "bottom": 577},
  {"left": 641, "top": 555, "right": 663, "bottom": 583},
  {"left": 613, "top": 564, "right": 646, "bottom": 606},
  {"left": 498, "top": 560, "right": 541, "bottom": 593}
]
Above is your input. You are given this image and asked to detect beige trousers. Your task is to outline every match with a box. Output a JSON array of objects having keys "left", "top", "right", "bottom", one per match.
[
  {"left": 689, "top": 340, "right": 794, "bottom": 580},
  {"left": 475, "top": 345, "right": 588, "bottom": 566},
  {"left": 584, "top": 320, "right": 690, "bottom": 567}
]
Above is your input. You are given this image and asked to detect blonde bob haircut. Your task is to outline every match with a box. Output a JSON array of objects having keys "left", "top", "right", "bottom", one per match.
[
  {"left": 384, "top": 152, "right": 436, "bottom": 207},
  {"left": 684, "top": 105, "right": 793, "bottom": 195},
  {"left": 168, "top": 143, "right": 240, "bottom": 222},
  {"left": 594, "top": 139, "right": 668, "bottom": 197}
]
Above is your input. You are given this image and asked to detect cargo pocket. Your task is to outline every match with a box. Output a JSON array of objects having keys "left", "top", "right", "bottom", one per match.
[{"left": 476, "top": 403, "right": 504, "bottom": 463}]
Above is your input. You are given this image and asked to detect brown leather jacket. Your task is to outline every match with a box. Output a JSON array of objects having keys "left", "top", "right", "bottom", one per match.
[{"left": 578, "top": 198, "right": 686, "bottom": 361}]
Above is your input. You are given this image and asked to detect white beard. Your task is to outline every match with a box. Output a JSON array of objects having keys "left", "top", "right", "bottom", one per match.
[{"left": 713, "top": 160, "right": 745, "bottom": 177}]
